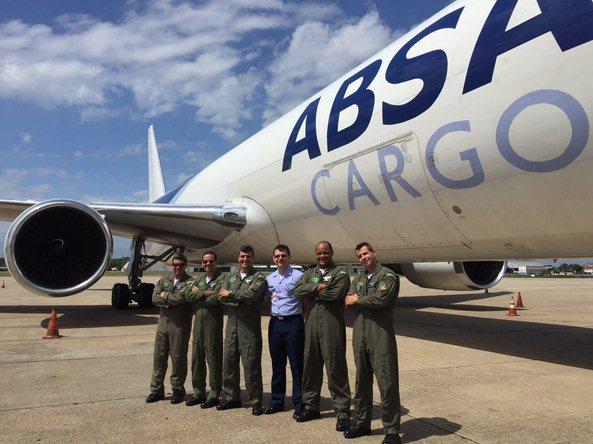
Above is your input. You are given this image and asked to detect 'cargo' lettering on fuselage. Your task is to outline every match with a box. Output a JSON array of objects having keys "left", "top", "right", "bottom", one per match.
[
  {"left": 310, "top": 88, "right": 590, "bottom": 215},
  {"left": 281, "top": 0, "right": 593, "bottom": 173}
]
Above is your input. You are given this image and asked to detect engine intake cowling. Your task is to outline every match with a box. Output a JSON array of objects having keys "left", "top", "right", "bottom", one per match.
[
  {"left": 4, "top": 200, "right": 113, "bottom": 296},
  {"left": 391, "top": 261, "right": 507, "bottom": 291}
]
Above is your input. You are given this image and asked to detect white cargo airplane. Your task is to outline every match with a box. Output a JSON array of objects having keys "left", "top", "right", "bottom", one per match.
[{"left": 1, "top": 0, "right": 592, "bottom": 309}]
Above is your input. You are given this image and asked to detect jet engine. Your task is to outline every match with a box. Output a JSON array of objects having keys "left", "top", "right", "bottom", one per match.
[
  {"left": 4, "top": 200, "right": 113, "bottom": 296},
  {"left": 390, "top": 261, "right": 507, "bottom": 291}
]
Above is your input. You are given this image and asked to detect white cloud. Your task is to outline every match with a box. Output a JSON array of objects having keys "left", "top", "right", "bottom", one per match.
[
  {"left": 175, "top": 172, "right": 192, "bottom": 184},
  {"left": 117, "top": 143, "right": 142, "bottom": 157},
  {"left": 0, "top": 167, "right": 83, "bottom": 199},
  {"left": 80, "top": 106, "right": 120, "bottom": 122},
  {"left": 19, "top": 132, "right": 32, "bottom": 143},
  {"left": 132, "top": 189, "right": 149, "bottom": 201},
  {"left": 263, "top": 11, "right": 401, "bottom": 123},
  {"left": 0, "top": 0, "right": 342, "bottom": 139}
]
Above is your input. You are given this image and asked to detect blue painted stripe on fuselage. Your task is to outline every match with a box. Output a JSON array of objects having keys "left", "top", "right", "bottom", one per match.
[{"left": 153, "top": 175, "right": 195, "bottom": 203}]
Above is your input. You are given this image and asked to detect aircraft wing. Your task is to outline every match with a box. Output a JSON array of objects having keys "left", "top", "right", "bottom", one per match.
[{"left": 0, "top": 199, "right": 246, "bottom": 249}]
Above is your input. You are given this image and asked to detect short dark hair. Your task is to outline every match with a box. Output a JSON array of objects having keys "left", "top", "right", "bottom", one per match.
[
  {"left": 202, "top": 250, "right": 218, "bottom": 260},
  {"left": 172, "top": 254, "right": 188, "bottom": 264},
  {"left": 316, "top": 240, "right": 333, "bottom": 252},
  {"left": 355, "top": 242, "right": 374, "bottom": 252},
  {"left": 239, "top": 245, "right": 255, "bottom": 256},
  {"left": 273, "top": 244, "right": 291, "bottom": 256}
]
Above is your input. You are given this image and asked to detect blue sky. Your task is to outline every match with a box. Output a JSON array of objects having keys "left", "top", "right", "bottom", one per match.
[
  {"left": 0, "top": 0, "right": 454, "bottom": 257},
  {"left": 1, "top": 0, "right": 586, "bottom": 265}
]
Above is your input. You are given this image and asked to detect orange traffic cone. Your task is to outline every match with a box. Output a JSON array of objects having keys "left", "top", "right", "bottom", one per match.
[
  {"left": 516, "top": 291, "right": 525, "bottom": 308},
  {"left": 1, "top": 281, "right": 4, "bottom": 288},
  {"left": 43, "top": 308, "right": 62, "bottom": 339},
  {"left": 507, "top": 297, "right": 519, "bottom": 317}
]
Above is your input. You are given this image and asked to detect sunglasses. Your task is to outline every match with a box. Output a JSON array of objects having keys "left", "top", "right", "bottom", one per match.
[
  {"left": 172, "top": 263, "right": 186, "bottom": 268},
  {"left": 202, "top": 259, "right": 215, "bottom": 264}
]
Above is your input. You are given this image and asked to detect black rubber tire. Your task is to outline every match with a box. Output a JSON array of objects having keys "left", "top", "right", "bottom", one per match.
[
  {"left": 111, "top": 283, "right": 130, "bottom": 309},
  {"left": 138, "top": 283, "right": 155, "bottom": 309}
]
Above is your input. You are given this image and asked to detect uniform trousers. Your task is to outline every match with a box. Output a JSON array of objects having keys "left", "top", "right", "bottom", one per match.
[
  {"left": 268, "top": 315, "right": 304, "bottom": 411},
  {"left": 150, "top": 312, "right": 192, "bottom": 395}
]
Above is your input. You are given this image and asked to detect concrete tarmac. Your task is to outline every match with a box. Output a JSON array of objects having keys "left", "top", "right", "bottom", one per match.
[{"left": 0, "top": 275, "right": 592, "bottom": 443}]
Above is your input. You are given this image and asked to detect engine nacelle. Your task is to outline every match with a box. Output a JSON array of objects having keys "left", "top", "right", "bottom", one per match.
[
  {"left": 391, "top": 261, "right": 507, "bottom": 291},
  {"left": 4, "top": 200, "right": 113, "bottom": 296}
]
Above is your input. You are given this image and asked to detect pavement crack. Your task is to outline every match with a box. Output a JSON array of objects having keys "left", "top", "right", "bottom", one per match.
[
  {"left": 0, "top": 352, "right": 152, "bottom": 365},
  {"left": 0, "top": 395, "right": 146, "bottom": 413}
]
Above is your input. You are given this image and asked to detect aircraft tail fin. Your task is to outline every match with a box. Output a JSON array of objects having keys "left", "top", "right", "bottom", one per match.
[{"left": 148, "top": 125, "right": 166, "bottom": 203}]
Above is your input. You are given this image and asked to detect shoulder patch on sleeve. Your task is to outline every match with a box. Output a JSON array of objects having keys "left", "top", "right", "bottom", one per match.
[{"left": 385, "top": 273, "right": 396, "bottom": 278}]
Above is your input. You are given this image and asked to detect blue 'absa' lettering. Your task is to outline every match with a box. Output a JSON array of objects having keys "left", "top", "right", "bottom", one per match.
[
  {"left": 464, "top": 0, "right": 593, "bottom": 94},
  {"left": 327, "top": 60, "right": 382, "bottom": 152},
  {"left": 382, "top": 8, "right": 464, "bottom": 125},
  {"left": 282, "top": 98, "right": 322, "bottom": 172}
]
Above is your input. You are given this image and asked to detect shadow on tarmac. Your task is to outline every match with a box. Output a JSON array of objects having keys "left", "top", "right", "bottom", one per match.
[
  {"left": 1, "top": 288, "right": 592, "bottom": 370},
  {"left": 399, "top": 416, "right": 462, "bottom": 442},
  {"left": 0, "top": 304, "right": 158, "bottom": 328},
  {"left": 340, "top": 290, "right": 593, "bottom": 370}
]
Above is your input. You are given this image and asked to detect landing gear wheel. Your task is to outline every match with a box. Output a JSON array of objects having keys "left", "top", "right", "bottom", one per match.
[
  {"left": 138, "top": 283, "right": 155, "bottom": 309},
  {"left": 111, "top": 283, "right": 130, "bottom": 309}
]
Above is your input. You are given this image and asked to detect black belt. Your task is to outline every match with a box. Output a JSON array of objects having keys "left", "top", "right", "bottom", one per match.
[{"left": 271, "top": 314, "right": 302, "bottom": 321}]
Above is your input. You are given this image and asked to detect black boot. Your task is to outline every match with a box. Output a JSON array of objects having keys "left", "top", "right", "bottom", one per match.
[{"left": 344, "top": 425, "right": 371, "bottom": 439}]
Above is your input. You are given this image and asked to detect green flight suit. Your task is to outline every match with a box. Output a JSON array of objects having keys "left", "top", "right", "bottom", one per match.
[
  {"left": 219, "top": 269, "right": 268, "bottom": 405},
  {"left": 185, "top": 270, "right": 226, "bottom": 401},
  {"left": 349, "top": 265, "right": 400, "bottom": 434},
  {"left": 294, "top": 264, "right": 351, "bottom": 419},
  {"left": 150, "top": 273, "right": 194, "bottom": 395}
]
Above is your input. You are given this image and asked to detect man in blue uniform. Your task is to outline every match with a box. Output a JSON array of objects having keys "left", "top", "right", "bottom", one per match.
[{"left": 264, "top": 244, "right": 304, "bottom": 416}]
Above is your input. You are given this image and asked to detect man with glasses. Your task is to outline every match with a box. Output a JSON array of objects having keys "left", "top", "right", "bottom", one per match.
[
  {"left": 184, "top": 250, "right": 226, "bottom": 408},
  {"left": 264, "top": 244, "right": 304, "bottom": 416},
  {"left": 146, "top": 253, "right": 194, "bottom": 404},
  {"left": 217, "top": 245, "right": 268, "bottom": 415}
]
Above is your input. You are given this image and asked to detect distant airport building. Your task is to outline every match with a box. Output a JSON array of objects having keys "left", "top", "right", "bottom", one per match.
[
  {"left": 507, "top": 261, "right": 552, "bottom": 275},
  {"left": 583, "top": 264, "right": 593, "bottom": 274}
]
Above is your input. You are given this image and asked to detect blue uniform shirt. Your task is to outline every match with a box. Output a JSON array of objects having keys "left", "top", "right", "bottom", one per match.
[{"left": 267, "top": 266, "right": 304, "bottom": 316}]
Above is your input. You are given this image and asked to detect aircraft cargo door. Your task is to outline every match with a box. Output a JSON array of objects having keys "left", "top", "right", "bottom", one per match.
[{"left": 321, "top": 133, "right": 470, "bottom": 252}]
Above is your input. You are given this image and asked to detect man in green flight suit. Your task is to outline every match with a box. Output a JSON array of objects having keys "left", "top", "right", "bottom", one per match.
[
  {"left": 146, "top": 254, "right": 194, "bottom": 405},
  {"left": 294, "top": 240, "right": 352, "bottom": 432},
  {"left": 216, "top": 245, "right": 268, "bottom": 416},
  {"left": 343, "top": 242, "right": 401, "bottom": 444},
  {"left": 184, "top": 250, "right": 226, "bottom": 408}
]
